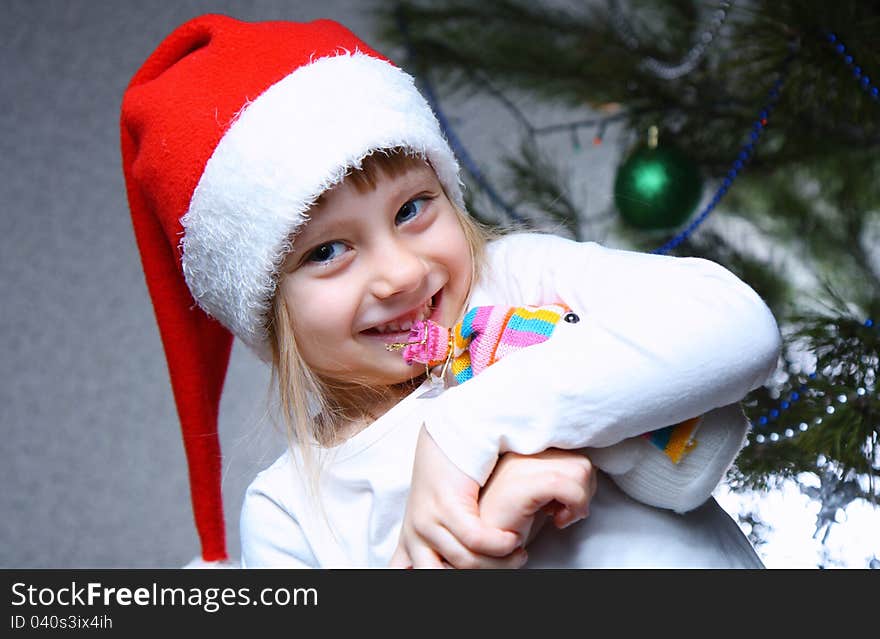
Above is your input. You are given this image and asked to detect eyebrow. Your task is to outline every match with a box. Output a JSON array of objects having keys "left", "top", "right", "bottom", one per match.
[
  {"left": 292, "top": 167, "right": 440, "bottom": 247},
  {"left": 293, "top": 209, "right": 355, "bottom": 246}
]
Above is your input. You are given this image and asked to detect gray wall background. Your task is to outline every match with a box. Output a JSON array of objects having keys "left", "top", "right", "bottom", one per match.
[
  {"left": 1, "top": 0, "right": 622, "bottom": 567},
  {"left": 0, "top": 0, "right": 405, "bottom": 568}
]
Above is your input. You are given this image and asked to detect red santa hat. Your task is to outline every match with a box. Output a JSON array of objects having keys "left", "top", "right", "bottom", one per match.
[{"left": 120, "top": 14, "right": 463, "bottom": 564}]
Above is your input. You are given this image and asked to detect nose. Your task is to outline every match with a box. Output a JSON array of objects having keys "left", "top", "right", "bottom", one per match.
[{"left": 370, "top": 238, "right": 429, "bottom": 299}]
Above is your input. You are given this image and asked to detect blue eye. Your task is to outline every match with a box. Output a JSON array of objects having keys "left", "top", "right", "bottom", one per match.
[
  {"left": 307, "top": 241, "right": 347, "bottom": 264},
  {"left": 395, "top": 198, "right": 426, "bottom": 225}
]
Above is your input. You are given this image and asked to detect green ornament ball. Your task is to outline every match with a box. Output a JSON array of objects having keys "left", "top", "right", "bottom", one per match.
[{"left": 613, "top": 144, "right": 703, "bottom": 230}]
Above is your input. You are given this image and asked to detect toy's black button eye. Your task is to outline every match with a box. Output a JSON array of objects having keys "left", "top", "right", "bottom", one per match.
[{"left": 563, "top": 312, "right": 580, "bottom": 324}]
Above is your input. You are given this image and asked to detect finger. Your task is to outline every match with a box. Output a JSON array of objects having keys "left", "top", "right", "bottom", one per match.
[
  {"left": 471, "top": 547, "right": 529, "bottom": 570},
  {"left": 536, "top": 475, "right": 591, "bottom": 526},
  {"left": 413, "top": 520, "right": 507, "bottom": 569},
  {"left": 435, "top": 527, "right": 529, "bottom": 570},
  {"left": 446, "top": 505, "right": 521, "bottom": 556},
  {"left": 554, "top": 458, "right": 597, "bottom": 514},
  {"left": 589, "top": 464, "right": 599, "bottom": 497},
  {"left": 553, "top": 506, "right": 580, "bottom": 529},
  {"left": 411, "top": 518, "right": 529, "bottom": 569},
  {"left": 414, "top": 520, "right": 476, "bottom": 568},
  {"left": 389, "top": 544, "right": 413, "bottom": 569},
  {"left": 409, "top": 542, "right": 448, "bottom": 569}
]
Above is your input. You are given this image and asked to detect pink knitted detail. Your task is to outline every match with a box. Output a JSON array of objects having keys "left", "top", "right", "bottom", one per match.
[
  {"left": 468, "top": 306, "right": 511, "bottom": 375},
  {"left": 502, "top": 327, "right": 551, "bottom": 348},
  {"left": 402, "top": 320, "right": 451, "bottom": 366},
  {"left": 401, "top": 303, "right": 567, "bottom": 374},
  {"left": 471, "top": 306, "right": 494, "bottom": 335}
]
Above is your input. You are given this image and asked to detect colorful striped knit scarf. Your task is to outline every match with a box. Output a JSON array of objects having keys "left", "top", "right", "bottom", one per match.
[{"left": 397, "top": 304, "right": 699, "bottom": 463}]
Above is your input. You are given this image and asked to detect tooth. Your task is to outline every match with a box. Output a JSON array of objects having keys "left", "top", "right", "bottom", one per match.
[{"left": 374, "top": 304, "right": 435, "bottom": 335}]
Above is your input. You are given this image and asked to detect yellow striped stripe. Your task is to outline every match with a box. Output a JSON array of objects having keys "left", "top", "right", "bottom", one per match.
[
  {"left": 513, "top": 307, "right": 564, "bottom": 323},
  {"left": 664, "top": 416, "right": 701, "bottom": 463}
]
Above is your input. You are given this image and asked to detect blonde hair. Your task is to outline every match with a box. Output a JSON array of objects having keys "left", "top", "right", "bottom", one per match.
[{"left": 266, "top": 148, "right": 493, "bottom": 492}]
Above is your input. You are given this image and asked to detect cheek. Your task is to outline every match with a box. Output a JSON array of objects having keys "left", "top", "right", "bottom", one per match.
[
  {"left": 282, "top": 278, "right": 358, "bottom": 351},
  {"left": 433, "top": 215, "right": 472, "bottom": 277},
  {"left": 447, "top": 238, "right": 473, "bottom": 300}
]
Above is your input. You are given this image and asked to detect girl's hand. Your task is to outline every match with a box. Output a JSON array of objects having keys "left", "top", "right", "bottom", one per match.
[
  {"left": 389, "top": 426, "right": 527, "bottom": 569},
  {"left": 479, "top": 449, "right": 598, "bottom": 547}
]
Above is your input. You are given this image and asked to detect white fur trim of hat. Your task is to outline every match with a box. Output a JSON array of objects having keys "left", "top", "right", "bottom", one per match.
[{"left": 181, "top": 52, "right": 464, "bottom": 357}]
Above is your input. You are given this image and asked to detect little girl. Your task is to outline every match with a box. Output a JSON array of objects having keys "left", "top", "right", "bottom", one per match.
[{"left": 121, "top": 14, "right": 780, "bottom": 568}]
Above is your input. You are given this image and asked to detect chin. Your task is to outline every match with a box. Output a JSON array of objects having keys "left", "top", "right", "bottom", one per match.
[{"left": 379, "top": 362, "right": 426, "bottom": 386}]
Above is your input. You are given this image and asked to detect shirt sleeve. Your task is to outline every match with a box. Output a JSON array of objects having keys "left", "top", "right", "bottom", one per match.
[
  {"left": 424, "top": 233, "right": 781, "bottom": 485},
  {"left": 587, "top": 403, "right": 750, "bottom": 512},
  {"left": 239, "top": 480, "right": 318, "bottom": 568}
]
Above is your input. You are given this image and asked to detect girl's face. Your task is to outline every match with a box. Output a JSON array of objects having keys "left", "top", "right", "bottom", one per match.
[{"left": 279, "top": 161, "right": 473, "bottom": 386}]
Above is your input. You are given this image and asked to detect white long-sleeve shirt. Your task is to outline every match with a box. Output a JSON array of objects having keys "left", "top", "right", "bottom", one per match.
[
  {"left": 427, "top": 233, "right": 780, "bottom": 485},
  {"left": 240, "top": 233, "right": 780, "bottom": 568}
]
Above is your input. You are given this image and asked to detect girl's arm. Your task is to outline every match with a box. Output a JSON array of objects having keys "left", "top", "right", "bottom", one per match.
[
  {"left": 478, "top": 448, "right": 598, "bottom": 545},
  {"left": 425, "top": 232, "right": 781, "bottom": 485},
  {"left": 392, "top": 233, "right": 779, "bottom": 566},
  {"left": 389, "top": 426, "right": 529, "bottom": 569}
]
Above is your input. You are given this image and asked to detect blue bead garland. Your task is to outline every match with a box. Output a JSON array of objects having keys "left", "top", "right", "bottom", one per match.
[
  {"left": 651, "top": 60, "right": 790, "bottom": 255},
  {"left": 416, "top": 79, "right": 527, "bottom": 223},
  {"left": 399, "top": 18, "right": 878, "bottom": 446},
  {"left": 402, "top": 23, "right": 876, "bottom": 247},
  {"left": 749, "top": 319, "right": 878, "bottom": 445},
  {"left": 399, "top": 17, "right": 793, "bottom": 231},
  {"left": 826, "top": 33, "right": 880, "bottom": 102},
  {"left": 395, "top": 9, "right": 526, "bottom": 223},
  {"left": 419, "top": 53, "right": 790, "bottom": 242}
]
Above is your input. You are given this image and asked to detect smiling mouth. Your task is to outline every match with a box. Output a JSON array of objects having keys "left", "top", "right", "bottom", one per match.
[{"left": 362, "top": 292, "right": 441, "bottom": 338}]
